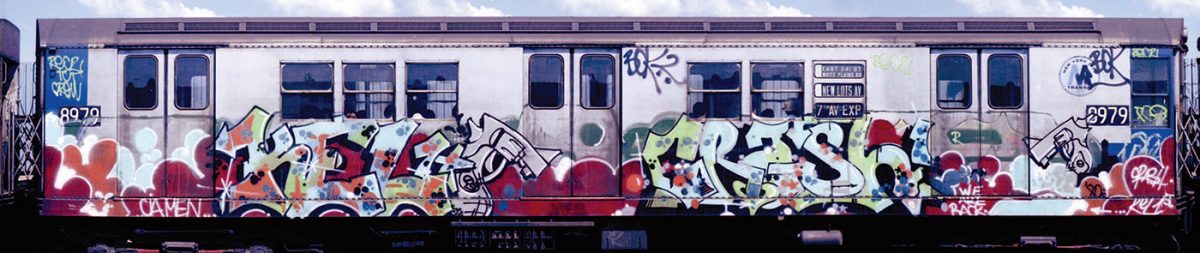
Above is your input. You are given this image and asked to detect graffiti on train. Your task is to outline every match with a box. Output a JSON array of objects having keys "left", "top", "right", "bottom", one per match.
[
  {"left": 622, "top": 47, "right": 682, "bottom": 94},
  {"left": 869, "top": 53, "right": 913, "bottom": 76},
  {"left": 40, "top": 108, "right": 1177, "bottom": 217},
  {"left": 620, "top": 113, "right": 1177, "bottom": 216},
  {"left": 1059, "top": 48, "right": 1130, "bottom": 96},
  {"left": 626, "top": 114, "right": 933, "bottom": 215},
  {"left": 43, "top": 49, "right": 88, "bottom": 112},
  {"left": 42, "top": 111, "right": 217, "bottom": 217},
  {"left": 1027, "top": 117, "right": 1092, "bottom": 174},
  {"left": 1133, "top": 104, "right": 1169, "bottom": 126},
  {"left": 207, "top": 107, "right": 578, "bottom": 217},
  {"left": 44, "top": 106, "right": 612, "bottom": 217}
]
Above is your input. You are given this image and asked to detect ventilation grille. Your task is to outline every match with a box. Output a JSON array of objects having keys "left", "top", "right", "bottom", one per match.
[
  {"left": 578, "top": 22, "right": 635, "bottom": 31},
  {"left": 902, "top": 22, "right": 958, "bottom": 31},
  {"left": 120, "top": 19, "right": 1101, "bottom": 34},
  {"left": 509, "top": 22, "right": 572, "bottom": 31},
  {"left": 183, "top": 22, "right": 239, "bottom": 31},
  {"left": 125, "top": 22, "right": 178, "bottom": 32},
  {"left": 640, "top": 22, "right": 704, "bottom": 31},
  {"left": 315, "top": 22, "right": 371, "bottom": 31},
  {"left": 710, "top": 22, "right": 766, "bottom": 31},
  {"left": 1034, "top": 21, "right": 1094, "bottom": 31},
  {"left": 246, "top": 22, "right": 310, "bottom": 31},
  {"left": 772, "top": 22, "right": 827, "bottom": 31},
  {"left": 377, "top": 22, "right": 440, "bottom": 31},
  {"left": 446, "top": 22, "right": 502, "bottom": 31},
  {"left": 833, "top": 21, "right": 896, "bottom": 31},
  {"left": 964, "top": 21, "right": 1028, "bottom": 31}
]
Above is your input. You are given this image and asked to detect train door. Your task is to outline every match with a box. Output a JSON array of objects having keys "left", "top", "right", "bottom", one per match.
[
  {"left": 118, "top": 50, "right": 166, "bottom": 197},
  {"left": 930, "top": 49, "right": 983, "bottom": 196},
  {"left": 164, "top": 49, "right": 214, "bottom": 197},
  {"left": 521, "top": 48, "right": 621, "bottom": 197},
  {"left": 117, "top": 49, "right": 214, "bottom": 198},
  {"left": 979, "top": 49, "right": 1028, "bottom": 196},
  {"left": 570, "top": 49, "right": 620, "bottom": 197},
  {"left": 522, "top": 48, "right": 572, "bottom": 197},
  {"left": 930, "top": 49, "right": 1029, "bottom": 197}
]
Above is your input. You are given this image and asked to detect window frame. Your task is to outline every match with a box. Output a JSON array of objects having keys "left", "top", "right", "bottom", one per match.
[
  {"left": 279, "top": 61, "right": 335, "bottom": 120},
  {"left": 686, "top": 62, "right": 743, "bottom": 120},
  {"left": 750, "top": 62, "right": 805, "bottom": 118},
  {"left": 124, "top": 55, "right": 160, "bottom": 110},
  {"left": 342, "top": 62, "right": 397, "bottom": 120},
  {"left": 935, "top": 54, "right": 973, "bottom": 110},
  {"left": 528, "top": 54, "right": 566, "bottom": 110},
  {"left": 173, "top": 54, "right": 211, "bottom": 111},
  {"left": 580, "top": 54, "right": 617, "bottom": 110},
  {"left": 404, "top": 61, "right": 460, "bottom": 120},
  {"left": 1131, "top": 56, "right": 1173, "bottom": 127},
  {"left": 986, "top": 54, "right": 1025, "bottom": 110}
]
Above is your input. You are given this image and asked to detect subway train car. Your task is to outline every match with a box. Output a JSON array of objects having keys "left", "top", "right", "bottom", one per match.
[
  {"left": 0, "top": 19, "right": 22, "bottom": 206},
  {"left": 33, "top": 17, "right": 1199, "bottom": 251}
]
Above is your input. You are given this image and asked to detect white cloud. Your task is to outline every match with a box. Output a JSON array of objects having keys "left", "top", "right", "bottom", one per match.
[
  {"left": 78, "top": 0, "right": 219, "bottom": 17},
  {"left": 403, "top": 0, "right": 506, "bottom": 16},
  {"left": 955, "top": 0, "right": 1102, "bottom": 18},
  {"left": 554, "top": 0, "right": 809, "bottom": 17},
  {"left": 264, "top": 0, "right": 505, "bottom": 17},
  {"left": 554, "top": 0, "right": 680, "bottom": 16},
  {"left": 265, "top": 0, "right": 397, "bottom": 16},
  {"left": 1145, "top": 0, "right": 1200, "bottom": 16}
]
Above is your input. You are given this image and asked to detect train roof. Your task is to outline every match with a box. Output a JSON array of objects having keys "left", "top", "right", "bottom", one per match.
[
  {"left": 1, "top": 19, "right": 18, "bottom": 62},
  {"left": 37, "top": 17, "right": 1185, "bottom": 49}
]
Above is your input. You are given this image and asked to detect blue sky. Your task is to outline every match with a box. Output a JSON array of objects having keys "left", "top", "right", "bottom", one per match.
[{"left": 3, "top": 0, "right": 1200, "bottom": 62}]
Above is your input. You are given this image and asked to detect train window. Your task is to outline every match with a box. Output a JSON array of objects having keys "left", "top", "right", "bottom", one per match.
[
  {"left": 936, "top": 55, "right": 971, "bottom": 109},
  {"left": 688, "top": 63, "right": 741, "bottom": 119},
  {"left": 751, "top": 63, "right": 803, "bottom": 118},
  {"left": 406, "top": 63, "right": 458, "bottom": 119},
  {"left": 124, "top": 56, "right": 158, "bottom": 110},
  {"left": 1132, "top": 58, "right": 1171, "bottom": 127},
  {"left": 174, "top": 56, "right": 209, "bottom": 110},
  {"left": 280, "top": 63, "right": 334, "bottom": 119},
  {"left": 581, "top": 55, "right": 615, "bottom": 109},
  {"left": 529, "top": 55, "right": 564, "bottom": 109},
  {"left": 345, "top": 63, "right": 396, "bottom": 119},
  {"left": 987, "top": 55, "right": 1023, "bottom": 109}
]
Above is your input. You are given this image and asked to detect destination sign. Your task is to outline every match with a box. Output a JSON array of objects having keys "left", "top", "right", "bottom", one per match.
[
  {"left": 816, "top": 83, "right": 864, "bottom": 98},
  {"left": 815, "top": 64, "right": 865, "bottom": 79},
  {"left": 814, "top": 103, "right": 864, "bottom": 118}
]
